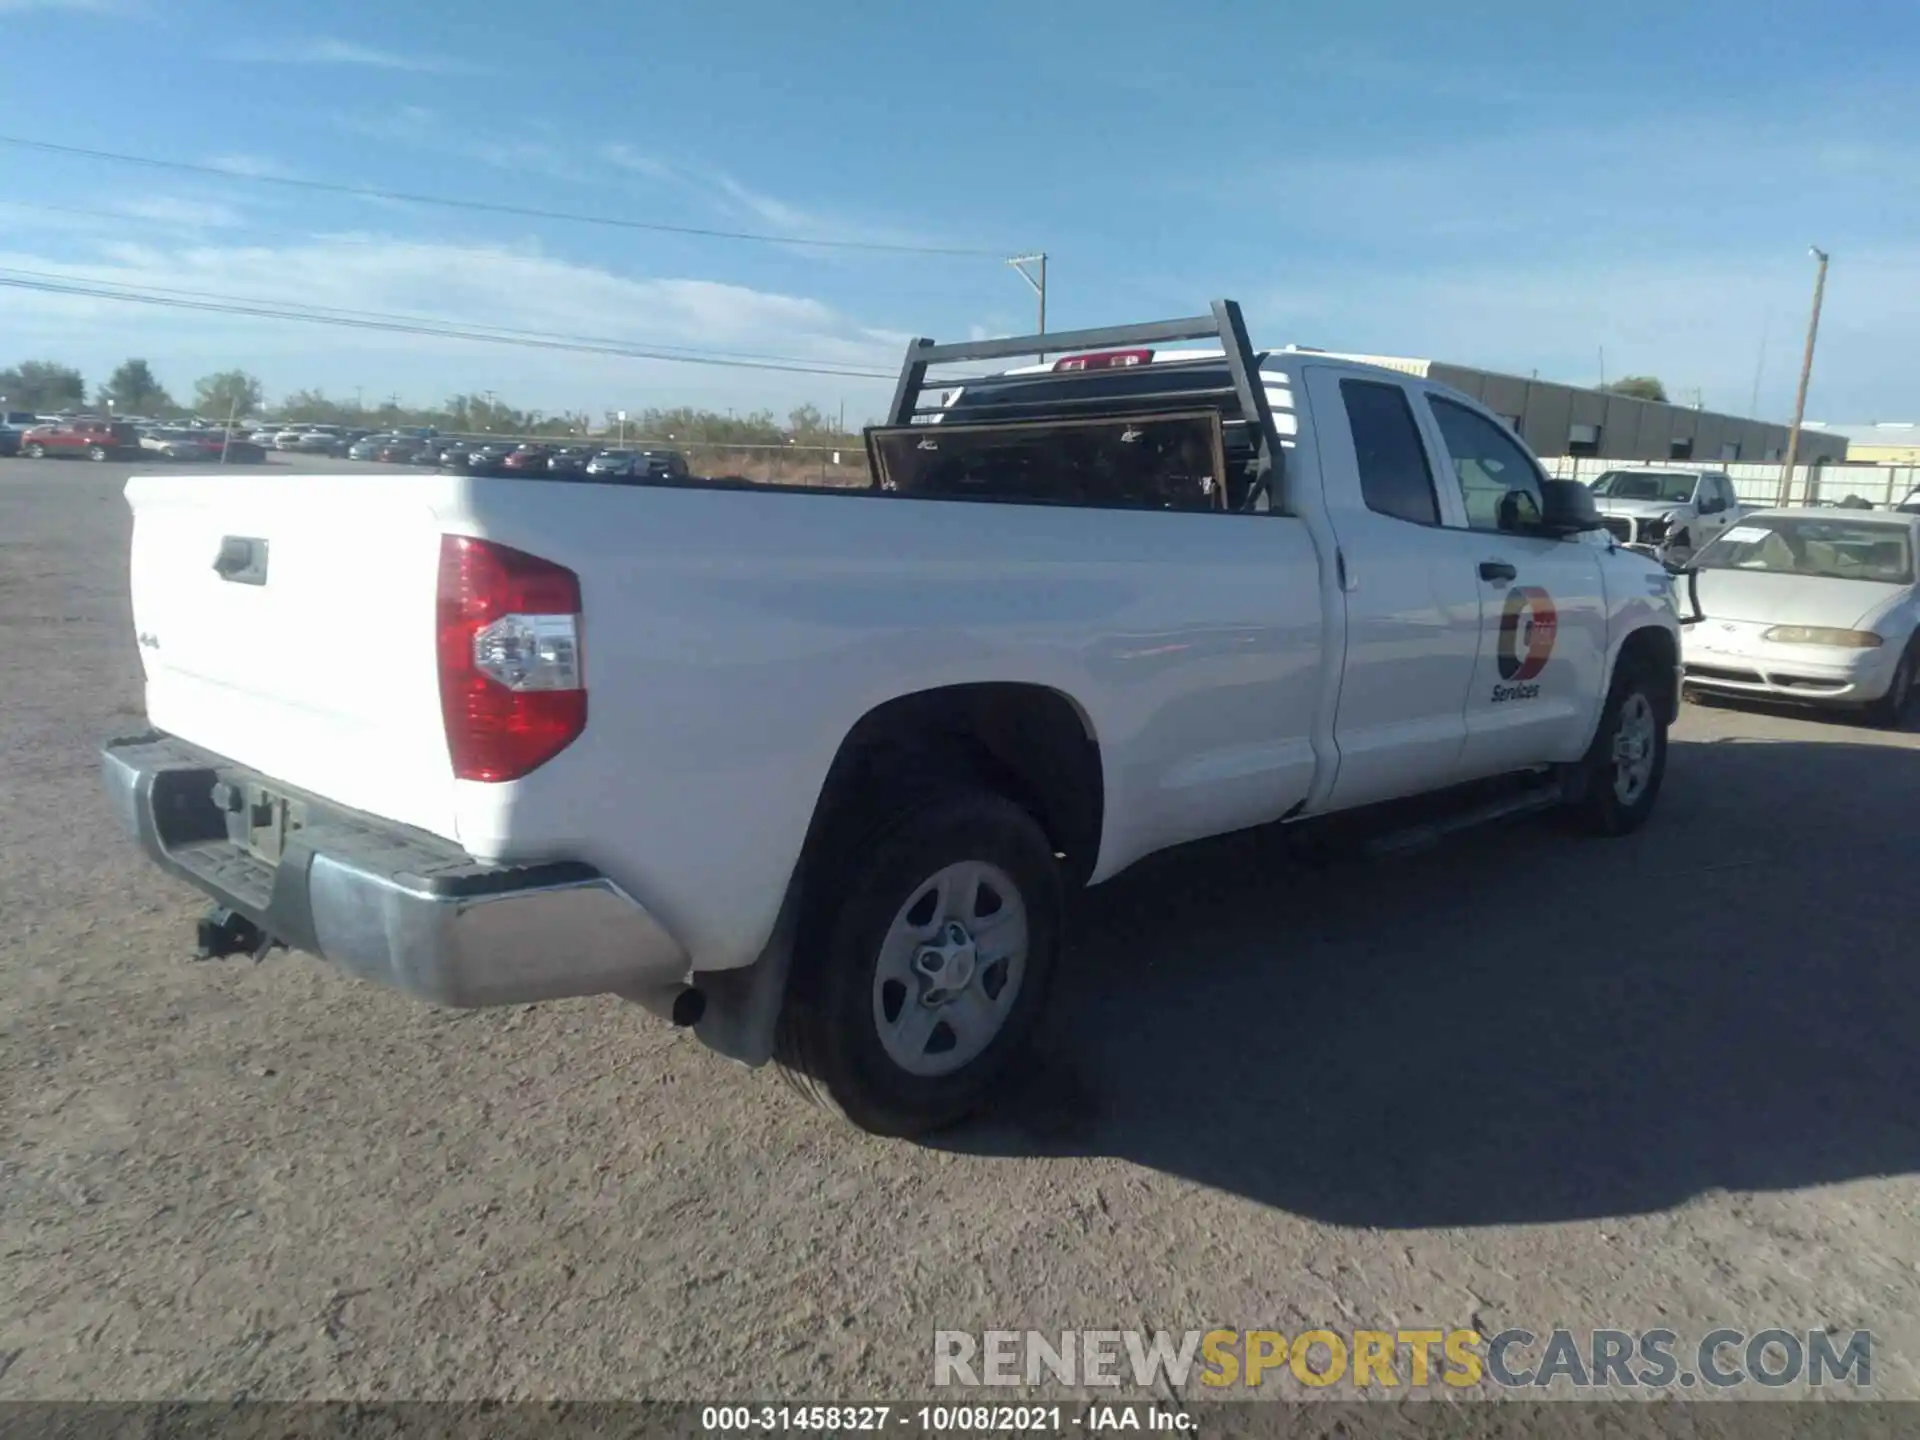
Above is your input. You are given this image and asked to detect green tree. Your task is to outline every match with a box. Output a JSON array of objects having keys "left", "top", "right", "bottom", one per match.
[
  {"left": 1599, "top": 376, "right": 1669, "bottom": 403},
  {"left": 99, "top": 358, "right": 174, "bottom": 415},
  {"left": 0, "top": 360, "right": 86, "bottom": 412},
  {"left": 193, "top": 369, "right": 264, "bottom": 419},
  {"left": 787, "top": 402, "right": 831, "bottom": 440}
]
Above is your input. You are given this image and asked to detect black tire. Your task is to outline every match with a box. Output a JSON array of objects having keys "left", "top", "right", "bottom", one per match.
[
  {"left": 23, "top": 442, "right": 45, "bottom": 458},
  {"left": 776, "top": 789, "right": 1063, "bottom": 1137},
  {"left": 87, "top": 445, "right": 109, "bottom": 462},
  {"left": 1865, "top": 642, "right": 1917, "bottom": 729},
  {"left": 1565, "top": 659, "right": 1669, "bottom": 836}
]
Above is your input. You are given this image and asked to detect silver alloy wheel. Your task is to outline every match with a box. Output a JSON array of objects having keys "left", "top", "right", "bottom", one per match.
[
  {"left": 872, "top": 859, "right": 1028, "bottom": 1078},
  {"left": 1611, "top": 691, "right": 1657, "bottom": 805}
]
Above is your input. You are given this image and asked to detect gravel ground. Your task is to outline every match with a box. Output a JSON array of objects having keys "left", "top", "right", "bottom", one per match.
[{"left": 4, "top": 457, "right": 1920, "bottom": 1404}]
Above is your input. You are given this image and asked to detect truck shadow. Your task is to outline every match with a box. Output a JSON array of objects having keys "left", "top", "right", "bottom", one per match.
[{"left": 939, "top": 736, "right": 1920, "bottom": 1226}]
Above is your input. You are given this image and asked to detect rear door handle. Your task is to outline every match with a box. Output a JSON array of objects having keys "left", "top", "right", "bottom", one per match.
[{"left": 1478, "top": 560, "right": 1517, "bottom": 583}]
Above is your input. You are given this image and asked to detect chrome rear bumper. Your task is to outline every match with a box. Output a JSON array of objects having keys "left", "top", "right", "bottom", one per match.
[{"left": 101, "top": 732, "right": 689, "bottom": 1007}]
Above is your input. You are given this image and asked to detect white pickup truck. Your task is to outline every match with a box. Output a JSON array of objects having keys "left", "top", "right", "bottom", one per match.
[
  {"left": 1588, "top": 466, "right": 1745, "bottom": 564},
  {"left": 102, "top": 301, "right": 1683, "bottom": 1136}
]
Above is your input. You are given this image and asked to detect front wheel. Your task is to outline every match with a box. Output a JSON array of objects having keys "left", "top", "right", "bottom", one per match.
[
  {"left": 23, "top": 442, "right": 45, "bottom": 458},
  {"left": 1866, "top": 643, "right": 1916, "bottom": 729},
  {"left": 1565, "top": 661, "right": 1669, "bottom": 835},
  {"left": 776, "top": 790, "right": 1062, "bottom": 1137}
]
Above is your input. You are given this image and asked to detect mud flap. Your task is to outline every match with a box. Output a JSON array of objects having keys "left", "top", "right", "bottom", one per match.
[{"left": 692, "top": 882, "right": 801, "bottom": 1068}]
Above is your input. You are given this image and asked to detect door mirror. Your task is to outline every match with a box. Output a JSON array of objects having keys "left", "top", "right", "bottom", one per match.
[
  {"left": 1531, "top": 478, "right": 1604, "bottom": 536},
  {"left": 1495, "top": 488, "right": 1543, "bottom": 532}
]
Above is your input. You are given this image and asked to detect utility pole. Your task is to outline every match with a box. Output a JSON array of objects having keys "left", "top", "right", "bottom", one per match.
[
  {"left": 1007, "top": 253, "right": 1048, "bottom": 359},
  {"left": 1597, "top": 347, "right": 1606, "bottom": 390},
  {"left": 1776, "top": 246, "right": 1830, "bottom": 508}
]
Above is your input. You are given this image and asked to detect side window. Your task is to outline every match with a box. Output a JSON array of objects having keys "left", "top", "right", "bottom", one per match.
[
  {"left": 1340, "top": 378, "right": 1439, "bottom": 526},
  {"left": 1428, "top": 395, "right": 1546, "bottom": 532}
]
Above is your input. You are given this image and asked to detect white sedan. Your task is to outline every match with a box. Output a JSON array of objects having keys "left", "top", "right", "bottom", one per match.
[{"left": 1679, "top": 508, "right": 1919, "bottom": 726}]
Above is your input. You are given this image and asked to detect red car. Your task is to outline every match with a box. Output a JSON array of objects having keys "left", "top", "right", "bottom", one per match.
[
  {"left": 21, "top": 418, "right": 141, "bottom": 461},
  {"left": 501, "top": 444, "right": 553, "bottom": 473}
]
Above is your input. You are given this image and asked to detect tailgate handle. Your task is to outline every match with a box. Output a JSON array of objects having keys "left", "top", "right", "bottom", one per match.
[{"left": 213, "top": 536, "right": 269, "bottom": 585}]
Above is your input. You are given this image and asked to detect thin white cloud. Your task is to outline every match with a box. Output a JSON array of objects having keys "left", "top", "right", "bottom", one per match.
[
  {"left": 332, "top": 109, "right": 590, "bottom": 184},
  {"left": 0, "top": 233, "right": 908, "bottom": 413},
  {"left": 598, "top": 143, "right": 675, "bottom": 182},
  {"left": 711, "top": 174, "right": 822, "bottom": 234},
  {"left": 116, "top": 196, "right": 245, "bottom": 229},
  {"left": 225, "top": 37, "right": 486, "bottom": 74},
  {"left": 202, "top": 153, "right": 298, "bottom": 181},
  {"left": 336, "top": 111, "right": 953, "bottom": 255}
]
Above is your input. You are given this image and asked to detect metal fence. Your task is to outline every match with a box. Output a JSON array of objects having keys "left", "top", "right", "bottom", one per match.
[{"left": 1538, "top": 456, "right": 1920, "bottom": 510}]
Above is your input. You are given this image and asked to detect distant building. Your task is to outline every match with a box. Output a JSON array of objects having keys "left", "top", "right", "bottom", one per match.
[
  {"left": 1800, "top": 423, "right": 1920, "bottom": 465},
  {"left": 1287, "top": 349, "right": 1850, "bottom": 464}
]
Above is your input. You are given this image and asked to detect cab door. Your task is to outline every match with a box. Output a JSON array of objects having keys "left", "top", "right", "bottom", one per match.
[
  {"left": 1420, "top": 390, "right": 1610, "bottom": 777},
  {"left": 1302, "top": 365, "right": 1485, "bottom": 810}
]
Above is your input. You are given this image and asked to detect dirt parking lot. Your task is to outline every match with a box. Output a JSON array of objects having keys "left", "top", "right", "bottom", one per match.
[{"left": 5, "top": 456, "right": 1920, "bottom": 1402}]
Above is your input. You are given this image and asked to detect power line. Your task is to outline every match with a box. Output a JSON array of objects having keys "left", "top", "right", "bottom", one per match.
[
  {"left": 0, "top": 271, "right": 899, "bottom": 380},
  {"left": 0, "top": 264, "right": 893, "bottom": 371},
  {"left": 0, "top": 198, "right": 472, "bottom": 250},
  {"left": 0, "top": 199, "right": 993, "bottom": 310},
  {"left": 0, "top": 135, "right": 1006, "bottom": 257}
]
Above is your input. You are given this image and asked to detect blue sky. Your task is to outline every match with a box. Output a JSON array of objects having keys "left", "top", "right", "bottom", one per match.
[{"left": 1, "top": 0, "right": 1916, "bottom": 424}]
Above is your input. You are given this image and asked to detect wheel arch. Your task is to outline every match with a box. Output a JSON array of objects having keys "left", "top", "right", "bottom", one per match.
[
  {"left": 1613, "top": 623, "right": 1682, "bottom": 725},
  {"left": 797, "top": 681, "right": 1106, "bottom": 894}
]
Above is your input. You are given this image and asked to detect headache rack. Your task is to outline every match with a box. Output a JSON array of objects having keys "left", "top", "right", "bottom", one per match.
[{"left": 869, "top": 298, "right": 1283, "bottom": 515}]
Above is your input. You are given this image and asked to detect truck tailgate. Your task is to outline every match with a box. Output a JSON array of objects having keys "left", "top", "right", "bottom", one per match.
[{"left": 126, "top": 472, "right": 460, "bottom": 841}]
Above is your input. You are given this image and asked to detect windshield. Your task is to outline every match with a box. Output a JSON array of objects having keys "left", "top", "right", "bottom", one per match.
[
  {"left": 1590, "top": 470, "right": 1698, "bottom": 503},
  {"left": 1693, "top": 516, "right": 1915, "bottom": 584}
]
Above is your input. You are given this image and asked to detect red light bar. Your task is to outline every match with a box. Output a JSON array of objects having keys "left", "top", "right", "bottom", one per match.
[{"left": 1052, "top": 349, "right": 1153, "bottom": 372}]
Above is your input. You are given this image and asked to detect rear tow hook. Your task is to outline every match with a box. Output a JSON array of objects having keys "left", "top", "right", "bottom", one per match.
[{"left": 194, "top": 906, "right": 285, "bottom": 963}]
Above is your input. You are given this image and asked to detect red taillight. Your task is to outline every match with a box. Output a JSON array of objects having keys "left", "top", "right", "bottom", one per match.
[
  {"left": 1053, "top": 349, "right": 1152, "bottom": 372},
  {"left": 436, "top": 535, "right": 586, "bottom": 782}
]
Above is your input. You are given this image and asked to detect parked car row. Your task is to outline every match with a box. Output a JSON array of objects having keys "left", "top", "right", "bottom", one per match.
[
  {"left": 0, "top": 414, "right": 283, "bottom": 463},
  {"left": 134, "top": 425, "right": 270, "bottom": 464},
  {"left": 0, "top": 418, "right": 680, "bottom": 479},
  {"left": 336, "top": 435, "right": 693, "bottom": 481}
]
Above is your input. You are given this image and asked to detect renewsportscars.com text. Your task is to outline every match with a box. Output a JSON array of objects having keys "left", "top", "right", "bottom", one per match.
[{"left": 933, "top": 1327, "right": 1872, "bottom": 1391}]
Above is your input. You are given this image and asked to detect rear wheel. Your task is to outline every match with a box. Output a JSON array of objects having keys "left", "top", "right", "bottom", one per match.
[
  {"left": 1565, "top": 660, "right": 1668, "bottom": 835},
  {"left": 1866, "top": 643, "right": 1917, "bottom": 729},
  {"left": 776, "top": 789, "right": 1062, "bottom": 1137},
  {"left": 87, "top": 444, "right": 109, "bottom": 462}
]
